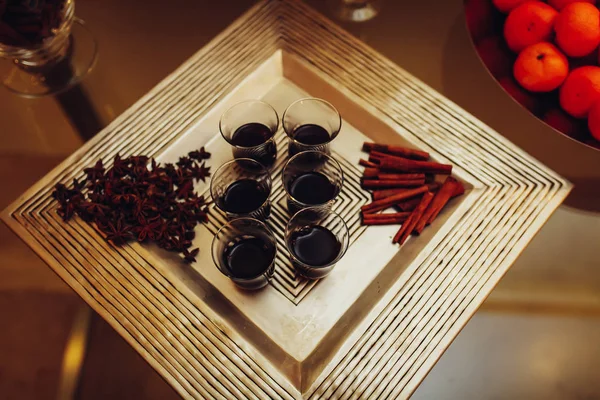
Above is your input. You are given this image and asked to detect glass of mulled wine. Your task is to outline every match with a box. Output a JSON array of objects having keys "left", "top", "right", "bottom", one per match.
[
  {"left": 282, "top": 150, "right": 343, "bottom": 215},
  {"left": 285, "top": 207, "right": 349, "bottom": 280},
  {"left": 282, "top": 97, "right": 342, "bottom": 156},
  {"left": 212, "top": 218, "right": 277, "bottom": 290},
  {"left": 219, "top": 100, "right": 279, "bottom": 168},
  {"left": 210, "top": 158, "right": 271, "bottom": 220}
]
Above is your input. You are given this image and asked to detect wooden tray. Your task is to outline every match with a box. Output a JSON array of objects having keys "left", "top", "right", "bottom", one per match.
[{"left": 2, "top": 1, "right": 571, "bottom": 399}]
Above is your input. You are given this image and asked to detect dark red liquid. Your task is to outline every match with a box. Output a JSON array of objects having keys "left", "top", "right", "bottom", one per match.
[
  {"left": 292, "top": 124, "right": 331, "bottom": 145},
  {"left": 289, "top": 124, "right": 331, "bottom": 155},
  {"left": 223, "top": 237, "right": 275, "bottom": 279},
  {"left": 230, "top": 123, "right": 277, "bottom": 168},
  {"left": 290, "top": 226, "right": 341, "bottom": 267},
  {"left": 289, "top": 172, "right": 336, "bottom": 205},
  {"left": 231, "top": 123, "right": 273, "bottom": 146},
  {"left": 222, "top": 179, "right": 268, "bottom": 214}
]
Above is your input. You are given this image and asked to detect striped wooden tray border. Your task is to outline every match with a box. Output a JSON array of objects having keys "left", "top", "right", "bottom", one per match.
[{"left": 2, "top": 1, "right": 571, "bottom": 399}]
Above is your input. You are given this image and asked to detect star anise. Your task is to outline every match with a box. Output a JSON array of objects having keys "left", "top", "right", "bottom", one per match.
[
  {"left": 171, "top": 168, "right": 190, "bottom": 187},
  {"left": 183, "top": 229, "right": 196, "bottom": 241},
  {"left": 133, "top": 197, "right": 157, "bottom": 219},
  {"left": 173, "top": 237, "right": 192, "bottom": 251},
  {"left": 111, "top": 193, "right": 137, "bottom": 205},
  {"left": 57, "top": 202, "right": 75, "bottom": 221},
  {"left": 100, "top": 218, "right": 133, "bottom": 245},
  {"left": 191, "top": 162, "right": 211, "bottom": 182},
  {"left": 51, "top": 147, "right": 211, "bottom": 263},
  {"left": 133, "top": 219, "right": 161, "bottom": 242},
  {"left": 72, "top": 178, "right": 85, "bottom": 191},
  {"left": 129, "top": 155, "right": 149, "bottom": 167},
  {"left": 176, "top": 156, "right": 193, "bottom": 169},
  {"left": 184, "top": 194, "right": 206, "bottom": 209},
  {"left": 194, "top": 207, "right": 209, "bottom": 223},
  {"left": 78, "top": 201, "right": 110, "bottom": 217},
  {"left": 162, "top": 163, "right": 176, "bottom": 176},
  {"left": 52, "top": 183, "right": 78, "bottom": 203},
  {"left": 83, "top": 160, "right": 105, "bottom": 181},
  {"left": 153, "top": 221, "right": 170, "bottom": 241},
  {"left": 103, "top": 180, "right": 114, "bottom": 196},
  {"left": 87, "top": 178, "right": 105, "bottom": 194},
  {"left": 188, "top": 147, "right": 211, "bottom": 161},
  {"left": 111, "top": 154, "right": 131, "bottom": 177},
  {"left": 132, "top": 165, "right": 149, "bottom": 179},
  {"left": 183, "top": 248, "right": 199, "bottom": 263},
  {"left": 176, "top": 180, "right": 194, "bottom": 199}
]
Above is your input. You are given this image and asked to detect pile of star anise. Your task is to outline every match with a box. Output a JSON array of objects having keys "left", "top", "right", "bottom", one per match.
[{"left": 51, "top": 148, "right": 212, "bottom": 263}]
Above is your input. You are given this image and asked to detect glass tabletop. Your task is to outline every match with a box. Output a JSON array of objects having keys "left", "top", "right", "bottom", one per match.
[{"left": 1, "top": 0, "right": 598, "bottom": 398}]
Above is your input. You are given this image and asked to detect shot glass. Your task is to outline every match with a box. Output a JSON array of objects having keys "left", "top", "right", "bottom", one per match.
[
  {"left": 285, "top": 207, "right": 350, "bottom": 279},
  {"left": 282, "top": 151, "right": 343, "bottom": 215},
  {"left": 219, "top": 100, "right": 279, "bottom": 168},
  {"left": 282, "top": 98, "right": 342, "bottom": 156},
  {"left": 212, "top": 218, "right": 277, "bottom": 290},
  {"left": 210, "top": 158, "right": 272, "bottom": 220}
]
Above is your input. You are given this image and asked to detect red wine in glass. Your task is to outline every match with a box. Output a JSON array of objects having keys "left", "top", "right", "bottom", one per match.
[
  {"left": 219, "top": 178, "right": 270, "bottom": 219},
  {"left": 230, "top": 122, "right": 277, "bottom": 168},
  {"left": 288, "top": 171, "right": 336, "bottom": 214},
  {"left": 289, "top": 124, "right": 331, "bottom": 156},
  {"left": 223, "top": 236, "right": 276, "bottom": 288},
  {"left": 289, "top": 225, "right": 342, "bottom": 279}
]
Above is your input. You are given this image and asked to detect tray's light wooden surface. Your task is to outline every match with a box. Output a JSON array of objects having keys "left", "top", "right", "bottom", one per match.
[{"left": 1, "top": 1, "right": 570, "bottom": 399}]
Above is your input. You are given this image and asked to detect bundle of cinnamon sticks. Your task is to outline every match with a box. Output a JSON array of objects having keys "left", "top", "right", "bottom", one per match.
[{"left": 359, "top": 142, "right": 464, "bottom": 246}]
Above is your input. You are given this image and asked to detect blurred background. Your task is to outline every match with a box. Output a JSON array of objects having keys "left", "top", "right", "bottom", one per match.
[{"left": 1, "top": 0, "right": 599, "bottom": 399}]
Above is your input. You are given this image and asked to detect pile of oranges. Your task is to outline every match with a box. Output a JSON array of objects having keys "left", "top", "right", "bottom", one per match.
[{"left": 466, "top": 0, "right": 600, "bottom": 146}]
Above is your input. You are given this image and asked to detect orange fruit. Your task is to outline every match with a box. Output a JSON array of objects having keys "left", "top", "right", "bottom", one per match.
[
  {"left": 493, "top": 0, "right": 529, "bottom": 13},
  {"left": 476, "top": 36, "right": 514, "bottom": 77},
  {"left": 543, "top": 108, "right": 580, "bottom": 136},
  {"left": 555, "top": 2, "right": 600, "bottom": 57},
  {"left": 498, "top": 76, "right": 539, "bottom": 112},
  {"left": 547, "top": 0, "right": 596, "bottom": 10},
  {"left": 504, "top": 2, "right": 559, "bottom": 53},
  {"left": 513, "top": 42, "right": 569, "bottom": 92},
  {"left": 587, "top": 100, "right": 600, "bottom": 140},
  {"left": 559, "top": 66, "right": 600, "bottom": 117}
]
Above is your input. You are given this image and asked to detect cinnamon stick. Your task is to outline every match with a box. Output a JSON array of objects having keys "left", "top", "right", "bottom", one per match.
[
  {"left": 362, "top": 218, "right": 410, "bottom": 226},
  {"left": 361, "top": 212, "right": 410, "bottom": 225},
  {"left": 452, "top": 181, "right": 465, "bottom": 197},
  {"left": 395, "top": 196, "right": 423, "bottom": 211},
  {"left": 377, "top": 155, "right": 453, "bottom": 175},
  {"left": 393, "top": 191, "right": 434, "bottom": 245},
  {"left": 427, "top": 181, "right": 442, "bottom": 192},
  {"left": 361, "top": 185, "right": 428, "bottom": 214},
  {"left": 359, "top": 158, "right": 378, "bottom": 168},
  {"left": 372, "top": 189, "right": 405, "bottom": 201},
  {"left": 362, "top": 142, "right": 430, "bottom": 161},
  {"left": 414, "top": 177, "right": 463, "bottom": 234},
  {"left": 361, "top": 179, "right": 425, "bottom": 189},
  {"left": 362, "top": 212, "right": 411, "bottom": 220},
  {"left": 368, "top": 154, "right": 383, "bottom": 164},
  {"left": 369, "top": 151, "right": 401, "bottom": 160},
  {"left": 363, "top": 168, "right": 380, "bottom": 179},
  {"left": 378, "top": 173, "right": 425, "bottom": 181},
  {"left": 426, "top": 178, "right": 464, "bottom": 224},
  {"left": 371, "top": 182, "right": 441, "bottom": 201}
]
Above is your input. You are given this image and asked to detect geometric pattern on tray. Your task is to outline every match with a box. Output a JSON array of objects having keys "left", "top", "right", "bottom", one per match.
[
  {"left": 202, "top": 129, "right": 370, "bottom": 305},
  {"left": 1, "top": 1, "right": 571, "bottom": 399}
]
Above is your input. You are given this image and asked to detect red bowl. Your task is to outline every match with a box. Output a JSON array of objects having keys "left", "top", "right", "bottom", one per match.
[{"left": 464, "top": 0, "right": 600, "bottom": 151}]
